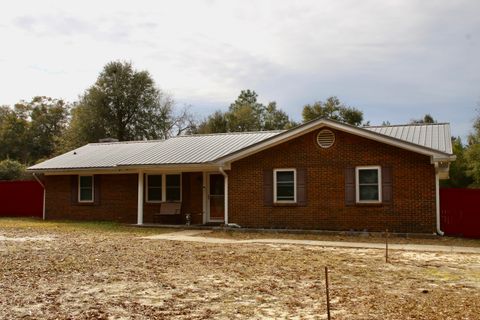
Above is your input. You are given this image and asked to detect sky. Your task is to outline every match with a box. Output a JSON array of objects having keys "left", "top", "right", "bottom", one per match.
[{"left": 1, "top": 0, "right": 479, "bottom": 139}]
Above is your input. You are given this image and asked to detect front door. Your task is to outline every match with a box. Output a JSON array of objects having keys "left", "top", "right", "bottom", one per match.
[{"left": 208, "top": 174, "right": 225, "bottom": 222}]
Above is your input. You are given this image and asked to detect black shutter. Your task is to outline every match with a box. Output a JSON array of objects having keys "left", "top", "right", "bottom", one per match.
[
  {"left": 297, "top": 168, "right": 307, "bottom": 206},
  {"left": 345, "top": 167, "right": 355, "bottom": 206},
  {"left": 71, "top": 175, "right": 78, "bottom": 204},
  {"left": 263, "top": 169, "right": 273, "bottom": 206},
  {"left": 382, "top": 166, "right": 393, "bottom": 204},
  {"left": 94, "top": 175, "right": 101, "bottom": 205}
]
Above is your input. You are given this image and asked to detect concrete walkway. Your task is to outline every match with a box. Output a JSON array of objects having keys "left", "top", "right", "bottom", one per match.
[{"left": 143, "top": 230, "right": 480, "bottom": 254}]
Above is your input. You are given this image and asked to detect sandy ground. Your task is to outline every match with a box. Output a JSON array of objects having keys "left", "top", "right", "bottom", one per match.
[
  {"left": 144, "top": 230, "right": 480, "bottom": 254},
  {"left": 0, "top": 221, "right": 479, "bottom": 319}
]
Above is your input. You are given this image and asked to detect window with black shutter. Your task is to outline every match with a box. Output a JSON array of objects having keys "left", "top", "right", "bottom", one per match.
[{"left": 273, "top": 169, "right": 296, "bottom": 203}]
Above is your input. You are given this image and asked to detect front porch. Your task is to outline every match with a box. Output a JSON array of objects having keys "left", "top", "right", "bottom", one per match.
[{"left": 136, "top": 170, "right": 228, "bottom": 226}]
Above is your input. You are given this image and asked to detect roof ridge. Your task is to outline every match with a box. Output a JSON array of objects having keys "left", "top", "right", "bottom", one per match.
[
  {"left": 170, "top": 130, "right": 286, "bottom": 138},
  {"left": 365, "top": 123, "right": 449, "bottom": 128},
  {"left": 88, "top": 140, "right": 164, "bottom": 146},
  {"left": 86, "top": 130, "right": 284, "bottom": 145}
]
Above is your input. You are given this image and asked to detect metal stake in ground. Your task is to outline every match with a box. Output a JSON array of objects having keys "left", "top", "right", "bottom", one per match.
[
  {"left": 385, "top": 229, "right": 389, "bottom": 263},
  {"left": 325, "top": 266, "right": 331, "bottom": 320}
]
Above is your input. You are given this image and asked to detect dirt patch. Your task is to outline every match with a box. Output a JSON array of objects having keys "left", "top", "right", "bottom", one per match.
[{"left": 1, "top": 220, "right": 479, "bottom": 319}]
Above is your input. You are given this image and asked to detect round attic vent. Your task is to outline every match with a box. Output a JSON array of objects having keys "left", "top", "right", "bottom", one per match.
[{"left": 316, "top": 129, "right": 335, "bottom": 148}]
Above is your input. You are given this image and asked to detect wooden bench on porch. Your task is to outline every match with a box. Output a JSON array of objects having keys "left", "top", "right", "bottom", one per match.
[{"left": 153, "top": 202, "right": 182, "bottom": 223}]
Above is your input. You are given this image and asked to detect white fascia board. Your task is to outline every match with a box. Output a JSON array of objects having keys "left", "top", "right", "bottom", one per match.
[
  {"left": 39, "top": 163, "right": 228, "bottom": 175},
  {"left": 430, "top": 155, "right": 457, "bottom": 165},
  {"left": 38, "top": 168, "right": 133, "bottom": 175},
  {"left": 117, "top": 163, "right": 231, "bottom": 172},
  {"left": 216, "top": 119, "right": 454, "bottom": 165}
]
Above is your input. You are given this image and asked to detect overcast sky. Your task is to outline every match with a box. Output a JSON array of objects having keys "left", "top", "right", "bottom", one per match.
[{"left": 1, "top": 0, "right": 479, "bottom": 138}]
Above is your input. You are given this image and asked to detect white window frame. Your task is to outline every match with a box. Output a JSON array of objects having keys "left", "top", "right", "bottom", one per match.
[
  {"left": 78, "top": 175, "right": 94, "bottom": 203},
  {"left": 146, "top": 173, "right": 182, "bottom": 203},
  {"left": 273, "top": 168, "right": 297, "bottom": 204},
  {"left": 146, "top": 174, "right": 163, "bottom": 203},
  {"left": 356, "top": 166, "right": 382, "bottom": 204},
  {"left": 165, "top": 173, "right": 182, "bottom": 202}
]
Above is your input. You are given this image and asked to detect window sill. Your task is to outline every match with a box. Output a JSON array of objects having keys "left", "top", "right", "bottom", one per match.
[
  {"left": 355, "top": 202, "right": 383, "bottom": 207},
  {"left": 75, "top": 202, "right": 95, "bottom": 206},
  {"left": 273, "top": 202, "right": 298, "bottom": 207}
]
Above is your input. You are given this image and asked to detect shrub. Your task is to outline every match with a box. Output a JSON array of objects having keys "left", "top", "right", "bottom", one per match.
[{"left": 0, "top": 159, "right": 26, "bottom": 180}]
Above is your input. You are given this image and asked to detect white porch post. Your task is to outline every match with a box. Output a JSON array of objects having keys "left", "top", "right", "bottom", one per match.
[
  {"left": 219, "top": 167, "right": 229, "bottom": 225},
  {"left": 137, "top": 171, "right": 144, "bottom": 225}
]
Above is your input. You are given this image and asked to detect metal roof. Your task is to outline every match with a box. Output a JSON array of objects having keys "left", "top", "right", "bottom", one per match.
[
  {"left": 28, "top": 131, "right": 283, "bottom": 170},
  {"left": 28, "top": 122, "right": 453, "bottom": 171},
  {"left": 118, "top": 131, "right": 283, "bottom": 166},
  {"left": 29, "top": 140, "right": 159, "bottom": 170},
  {"left": 364, "top": 123, "right": 452, "bottom": 154}
]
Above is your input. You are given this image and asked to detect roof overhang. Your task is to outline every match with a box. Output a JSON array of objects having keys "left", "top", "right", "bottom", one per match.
[
  {"left": 214, "top": 118, "right": 456, "bottom": 165},
  {"left": 29, "top": 163, "right": 230, "bottom": 175}
]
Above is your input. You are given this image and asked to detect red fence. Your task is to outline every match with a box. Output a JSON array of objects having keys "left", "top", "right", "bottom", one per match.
[
  {"left": 440, "top": 188, "right": 480, "bottom": 239},
  {"left": 0, "top": 181, "right": 43, "bottom": 218}
]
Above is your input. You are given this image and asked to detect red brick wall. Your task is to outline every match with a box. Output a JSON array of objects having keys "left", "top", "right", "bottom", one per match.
[
  {"left": 228, "top": 128, "right": 436, "bottom": 233},
  {"left": 45, "top": 172, "right": 204, "bottom": 224},
  {"left": 45, "top": 174, "right": 138, "bottom": 223},
  {"left": 44, "top": 128, "right": 437, "bottom": 233}
]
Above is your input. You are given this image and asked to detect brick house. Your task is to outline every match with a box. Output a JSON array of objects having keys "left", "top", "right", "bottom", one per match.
[{"left": 29, "top": 118, "right": 455, "bottom": 234}]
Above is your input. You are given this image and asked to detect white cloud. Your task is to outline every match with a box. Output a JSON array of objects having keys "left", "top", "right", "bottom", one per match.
[{"left": 0, "top": 0, "right": 479, "bottom": 137}]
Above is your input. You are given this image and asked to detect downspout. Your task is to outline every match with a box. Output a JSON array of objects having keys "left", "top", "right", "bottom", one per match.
[
  {"left": 219, "top": 166, "right": 228, "bottom": 225},
  {"left": 32, "top": 173, "right": 46, "bottom": 220},
  {"left": 435, "top": 164, "right": 444, "bottom": 236}
]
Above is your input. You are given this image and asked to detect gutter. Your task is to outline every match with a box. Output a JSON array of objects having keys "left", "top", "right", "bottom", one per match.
[
  {"left": 434, "top": 167, "right": 444, "bottom": 236},
  {"left": 218, "top": 166, "right": 229, "bottom": 225},
  {"left": 32, "top": 173, "right": 46, "bottom": 220}
]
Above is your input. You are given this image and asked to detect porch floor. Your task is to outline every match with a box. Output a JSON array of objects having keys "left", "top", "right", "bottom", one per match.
[{"left": 135, "top": 223, "right": 224, "bottom": 230}]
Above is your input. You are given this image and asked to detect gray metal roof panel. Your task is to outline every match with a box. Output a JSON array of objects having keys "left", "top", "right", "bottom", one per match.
[
  {"left": 117, "top": 131, "right": 283, "bottom": 166},
  {"left": 28, "top": 140, "right": 160, "bottom": 170},
  {"left": 29, "top": 122, "right": 453, "bottom": 171},
  {"left": 364, "top": 123, "right": 452, "bottom": 154},
  {"left": 28, "top": 131, "right": 283, "bottom": 170}
]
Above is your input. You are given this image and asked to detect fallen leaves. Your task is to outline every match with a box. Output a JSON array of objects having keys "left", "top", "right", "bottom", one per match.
[{"left": 0, "top": 223, "right": 479, "bottom": 319}]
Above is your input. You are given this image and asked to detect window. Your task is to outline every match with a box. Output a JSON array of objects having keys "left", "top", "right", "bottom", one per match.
[
  {"left": 78, "top": 175, "right": 94, "bottom": 202},
  {"left": 274, "top": 169, "right": 296, "bottom": 203},
  {"left": 146, "top": 174, "right": 181, "bottom": 203},
  {"left": 147, "top": 175, "right": 163, "bottom": 202},
  {"left": 166, "top": 174, "right": 181, "bottom": 202},
  {"left": 356, "top": 166, "right": 382, "bottom": 203}
]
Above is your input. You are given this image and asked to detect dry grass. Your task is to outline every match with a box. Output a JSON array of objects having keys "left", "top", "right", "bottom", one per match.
[
  {"left": 0, "top": 218, "right": 176, "bottom": 236},
  {"left": 1, "top": 219, "right": 479, "bottom": 319}
]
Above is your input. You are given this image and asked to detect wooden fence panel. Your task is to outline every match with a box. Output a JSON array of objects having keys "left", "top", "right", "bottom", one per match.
[
  {"left": 440, "top": 188, "right": 480, "bottom": 239},
  {"left": 0, "top": 181, "right": 43, "bottom": 218}
]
